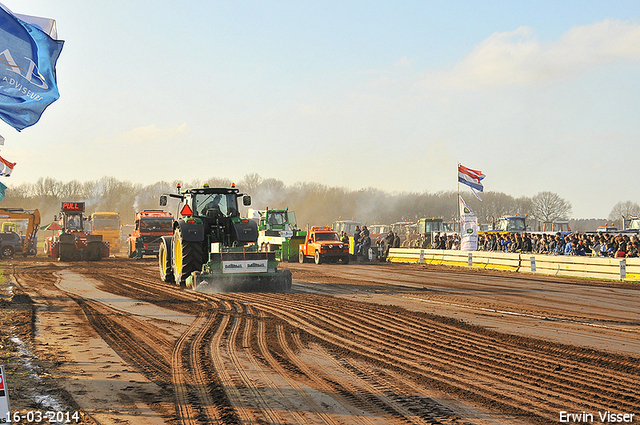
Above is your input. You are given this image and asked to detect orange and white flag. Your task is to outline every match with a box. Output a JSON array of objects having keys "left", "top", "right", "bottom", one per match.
[{"left": 0, "top": 155, "right": 16, "bottom": 176}]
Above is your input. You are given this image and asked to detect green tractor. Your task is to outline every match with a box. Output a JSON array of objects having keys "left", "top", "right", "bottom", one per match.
[
  {"left": 249, "top": 207, "right": 307, "bottom": 262},
  {"left": 158, "top": 183, "right": 292, "bottom": 292}
]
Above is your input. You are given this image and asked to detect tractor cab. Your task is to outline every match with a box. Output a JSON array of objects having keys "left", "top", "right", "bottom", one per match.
[
  {"left": 161, "top": 184, "right": 255, "bottom": 247},
  {"left": 58, "top": 202, "right": 86, "bottom": 232},
  {"left": 496, "top": 216, "right": 527, "bottom": 233},
  {"left": 193, "top": 191, "right": 241, "bottom": 219},
  {"left": 64, "top": 212, "right": 84, "bottom": 231},
  {"left": 161, "top": 184, "right": 250, "bottom": 221}
]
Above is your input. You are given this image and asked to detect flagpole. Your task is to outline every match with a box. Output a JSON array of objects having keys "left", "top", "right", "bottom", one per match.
[{"left": 457, "top": 162, "right": 460, "bottom": 234}]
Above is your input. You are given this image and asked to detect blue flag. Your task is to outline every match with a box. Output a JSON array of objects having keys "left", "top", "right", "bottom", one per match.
[
  {"left": 0, "top": 6, "right": 63, "bottom": 131},
  {"left": 0, "top": 181, "right": 6, "bottom": 201}
]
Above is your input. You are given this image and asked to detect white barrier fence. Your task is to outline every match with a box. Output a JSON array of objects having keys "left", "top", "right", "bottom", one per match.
[{"left": 387, "top": 248, "right": 640, "bottom": 282}]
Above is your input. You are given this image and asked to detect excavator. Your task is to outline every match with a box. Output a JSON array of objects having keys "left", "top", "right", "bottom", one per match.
[{"left": 0, "top": 208, "right": 40, "bottom": 257}]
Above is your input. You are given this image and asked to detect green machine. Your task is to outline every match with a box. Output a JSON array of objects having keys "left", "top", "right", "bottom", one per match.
[
  {"left": 250, "top": 207, "right": 306, "bottom": 262},
  {"left": 158, "top": 184, "right": 292, "bottom": 292}
]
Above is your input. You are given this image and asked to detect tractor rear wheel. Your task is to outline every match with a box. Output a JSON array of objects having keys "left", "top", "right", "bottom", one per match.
[
  {"left": 159, "top": 237, "right": 174, "bottom": 283},
  {"left": 172, "top": 227, "right": 203, "bottom": 286}
]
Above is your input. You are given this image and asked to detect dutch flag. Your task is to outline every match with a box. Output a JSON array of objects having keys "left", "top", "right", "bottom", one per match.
[
  {"left": 0, "top": 155, "right": 16, "bottom": 177},
  {"left": 458, "top": 164, "right": 484, "bottom": 192}
]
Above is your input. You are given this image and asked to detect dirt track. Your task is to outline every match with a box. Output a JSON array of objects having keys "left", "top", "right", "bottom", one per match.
[{"left": 2, "top": 257, "right": 639, "bottom": 425}]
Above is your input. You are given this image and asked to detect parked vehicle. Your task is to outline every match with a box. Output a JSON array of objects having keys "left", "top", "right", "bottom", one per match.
[
  {"left": 127, "top": 210, "right": 173, "bottom": 258},
  {"left": 91, "top": 212, "right": 122, "bottom": 252},
  {"left": 299, "top": 226, "right": 349, "bottom": 265},
  {"left": 0, "top": 208, "right": 40, "bottom": 257},
  {"left": 0, "top": 231, "right": 23, "bottom": 258}
]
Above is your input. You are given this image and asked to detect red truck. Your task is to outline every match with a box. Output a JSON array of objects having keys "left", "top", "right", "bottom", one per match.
[
  {"left": 298, "top": 226, "right": 349, "bottom": 265},
  {"left": 127, "top": 210, "right": 173, "bottom": 258}
]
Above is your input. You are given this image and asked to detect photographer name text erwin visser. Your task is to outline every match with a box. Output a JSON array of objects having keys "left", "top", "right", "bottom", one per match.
[{"left": 560, "top": 411, "right": 635, "bottom": 423}]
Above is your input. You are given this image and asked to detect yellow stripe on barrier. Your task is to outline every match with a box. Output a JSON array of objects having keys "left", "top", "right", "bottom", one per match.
[{"left": 386, "top": 248, "right": 639, "bottom": 282}]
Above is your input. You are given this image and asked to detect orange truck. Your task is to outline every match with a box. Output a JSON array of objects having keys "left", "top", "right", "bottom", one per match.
[
  {"left": 298, "top": 226, "right": 349, "bottom": 265},
  {"left": 127, "top": 210, "right": 173, "bottom": 258}
]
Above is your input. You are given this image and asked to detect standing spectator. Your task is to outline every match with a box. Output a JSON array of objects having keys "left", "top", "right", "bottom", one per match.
[
  {"left": 383, "top": 230, "right": 394, "bottom": 259},
  {"left": 592, "top": 236, "right": 602, "bottom": 256},
  {"left": 554, "top": 236, "right": 564, "bottom": 255},
  {"left": 393, "top": 232, "right": 401, "bottom": 248},
  {"left": 582, "top": 238, "right": 593, "bottom": 256},
  {"left": 432, "top": 232, "right": 441, "bottom": 249},
  {"left": 500, "top": 235, "right": 509, "bottom": 252},
  {"left": 359, "top": 233, "right": 371, "bottom": 257},
  {"left": 575, "top": 240, "right": 586, "bottom": 256},
  {"left": 353, "top": 226, "right": 361, "bottom": 247},
  {"left": 451, "top": 235, "right": 459, "bottom": 250},
  {"left": 135, "top": 235, "right": 144, "bottom": 260},
  {"left": 522, "top": 233, "right": 532, "bottom": 253}
]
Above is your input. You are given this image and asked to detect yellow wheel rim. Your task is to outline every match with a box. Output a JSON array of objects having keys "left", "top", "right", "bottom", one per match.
[{"left": 174, "top": 236, "right": 182, "bottom": 275}]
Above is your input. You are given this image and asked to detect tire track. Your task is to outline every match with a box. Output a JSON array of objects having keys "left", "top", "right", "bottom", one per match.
[
  {"left": 274, "top": 294, "right": 640, "bottom": 412},
  {"left": 76, "top": 299, "right": 172, "bottom": 383},
  {"left": 172, "top": 312, "right": 207, "bottom": 424},
  {"left": 207, "top": 304, "right": 249, "bottom": 424},
  {"left": 19, "top": 258, "right": 638, "bottom": 425},
  {"left": 282, "top": 329, "right": 379, "bottom": 425},
  {"left": 231, "top": 292, "right": 640, "bottom": 423},
  {"left": 252, "top": 308, "right": 337, "bottom": 425},
  {"left": 225, "top": 302, "right": 283, "bottom": 424}
]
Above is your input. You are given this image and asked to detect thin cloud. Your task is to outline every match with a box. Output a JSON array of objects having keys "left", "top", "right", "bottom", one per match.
[
  {"left": 394, "top": 57, "right": 413, "bottom": 68},
  {"left": 416, "top": 19, "right": 640, "bottom": 91},
  {"left": 117, "top": 124, "right": 188, "bottom": 144}
]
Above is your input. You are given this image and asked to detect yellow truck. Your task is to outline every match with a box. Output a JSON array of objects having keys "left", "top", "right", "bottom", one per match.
[{"left": 90, "top": 212, "right": 122, "bottom": 253}]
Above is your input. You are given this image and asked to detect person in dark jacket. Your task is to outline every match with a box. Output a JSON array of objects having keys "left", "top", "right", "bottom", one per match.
[
  {"left": 522, "top": 233, "right": 532, "bottom": 252},
  {"left": 135, "top": 235, "right": 144, "bottom": 259},
  {"left": 393, "top": 232, "right": 401, "bottom": 248},
  {"left": 353, "top": 226, "right": 361, "bottom": 247},
  {"left": 383, "top": 230, "right": 394, "bottom": 259},
  {"left": 357, "top": 234, "right": 372, "bottom": 257}
]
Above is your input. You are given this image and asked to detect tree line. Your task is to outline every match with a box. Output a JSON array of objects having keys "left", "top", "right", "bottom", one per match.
[{"left": 0, "top": 174, "right": 636, "bottom": 232}]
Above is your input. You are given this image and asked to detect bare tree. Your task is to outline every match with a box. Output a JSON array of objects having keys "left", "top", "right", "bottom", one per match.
[
  {"left": 470, "top": 192, "right": 521, "bottom": 228},
  {"left": 530, "top": 191, "right": 572, "bottom": 222},
  {"left": 608, "top": 201, "right": 640, "bottom": 229},
  {"left": 2, "top": 175, "right": 578, "bottom": 233},
  {"left": 238, "top": 173, "right": 263, "bottom": 195}
]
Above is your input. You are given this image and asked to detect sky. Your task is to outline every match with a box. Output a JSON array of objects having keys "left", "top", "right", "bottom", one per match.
[{"left": 0, "top": 1, "right": 639, "bottom": 219}]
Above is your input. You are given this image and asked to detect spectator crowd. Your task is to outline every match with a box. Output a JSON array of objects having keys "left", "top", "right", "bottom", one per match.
[
  {"left": 429, "top": 231, "right": 639, "bottom": 258},
  {"left": 338, "top": 226, "right": 640, "bottom": 260}
]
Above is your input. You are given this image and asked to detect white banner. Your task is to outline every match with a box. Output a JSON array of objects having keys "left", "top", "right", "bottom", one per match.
[
  {"left": 222, "top": 259, "right": 268, "bottom": 274},
  {"left": 459, "top": 196, "right": 478, "bottom": 251}
]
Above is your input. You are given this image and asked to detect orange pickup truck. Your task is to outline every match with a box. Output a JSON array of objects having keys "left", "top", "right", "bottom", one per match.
[{"left": 298, "top": 226, "right": 349, "bottom": 264}]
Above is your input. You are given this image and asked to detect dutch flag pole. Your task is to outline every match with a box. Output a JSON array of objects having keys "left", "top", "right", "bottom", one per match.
[
  {"left": 457, "top": 163, "right": 485, "bottom": 232},
  {"left": 457, "top": 163, "right": 484, "bottom": 200}
]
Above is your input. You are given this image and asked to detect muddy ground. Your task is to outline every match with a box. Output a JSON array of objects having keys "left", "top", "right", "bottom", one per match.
[{"left": 0, "top": 256, "right": 638, "bottom": 425}]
